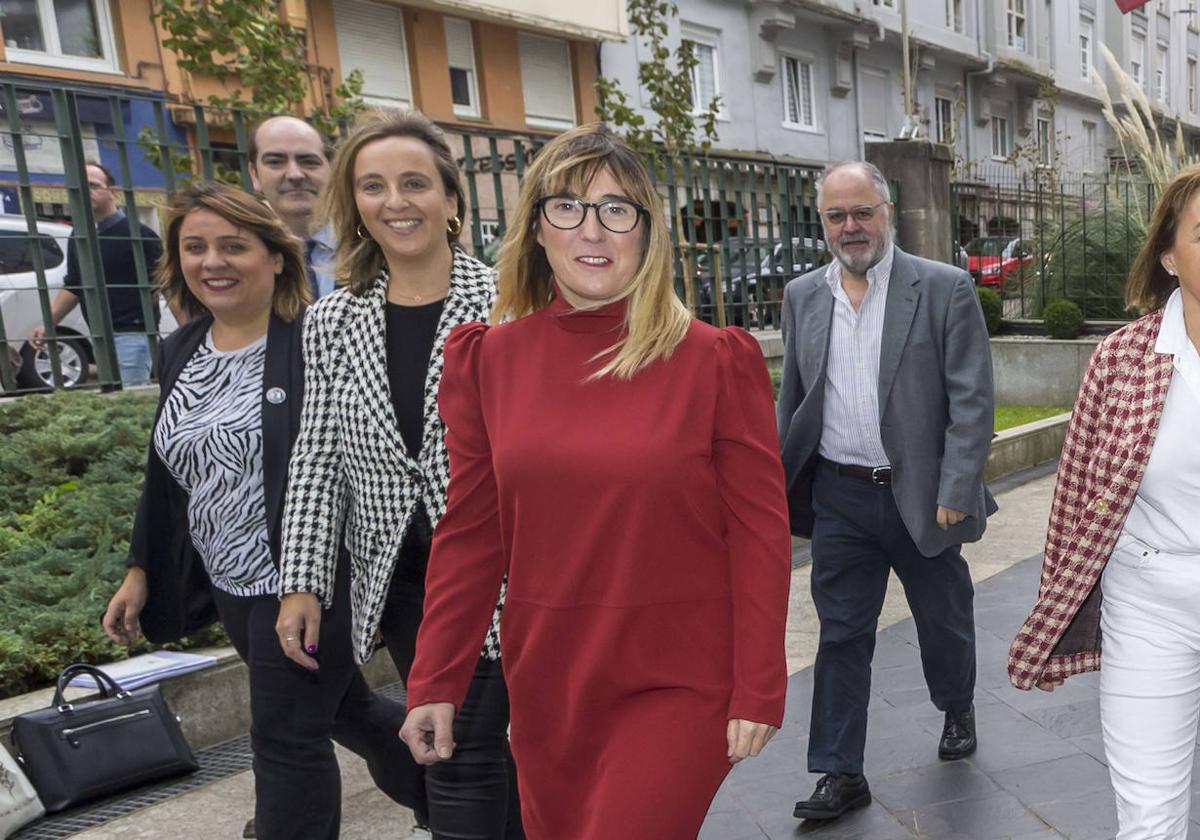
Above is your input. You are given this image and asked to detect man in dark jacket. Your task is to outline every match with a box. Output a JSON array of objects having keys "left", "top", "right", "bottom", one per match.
[{"left": 30, "top": 160, "right": 163, "bottom": 385}]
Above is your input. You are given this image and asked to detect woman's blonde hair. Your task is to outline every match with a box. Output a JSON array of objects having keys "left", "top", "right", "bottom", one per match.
[
  {"left": 493, "top": 123, "right": 690, "bottom": 379},
  {"left": 320, "top": 108, "right": 465, "bottom": 296},
  {"left": 1125, "top": 165, "right": 1197, "bottom": 312},
  {"left": 158, "top": 181, "right": 308, "bottom": 321}
]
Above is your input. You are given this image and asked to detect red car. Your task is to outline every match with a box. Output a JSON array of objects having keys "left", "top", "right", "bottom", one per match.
[{"left": 964, "top": 236, "right": 1034, "bottom": 292}]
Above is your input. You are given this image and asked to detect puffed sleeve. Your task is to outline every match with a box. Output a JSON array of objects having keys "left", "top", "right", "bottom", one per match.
[
  {"left": 714, "top": 327, "right": 792, "bottom": 727},
  {"left": 279, "top": 304, "right": 347, "bottom": 606},
  {"left": 406, "top": 322, "right": 508, "bottom": 711}
]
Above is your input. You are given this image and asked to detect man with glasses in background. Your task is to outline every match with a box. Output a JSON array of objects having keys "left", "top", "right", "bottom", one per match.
[
  {"left": 30, "top": 160, "right": 163, "bottom": 386},
  {"left": 777, "top": 160, "right": 996, "bottom": 823}
]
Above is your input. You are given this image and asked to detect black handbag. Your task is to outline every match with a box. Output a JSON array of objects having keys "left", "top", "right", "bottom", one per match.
[{"left": 11, "top": 663, "right": 199, "bottom": 813}]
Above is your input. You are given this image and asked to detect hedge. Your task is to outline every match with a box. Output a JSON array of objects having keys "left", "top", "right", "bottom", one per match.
[{"left": 0, "top": 391, "right": 225, "bottom": 699}]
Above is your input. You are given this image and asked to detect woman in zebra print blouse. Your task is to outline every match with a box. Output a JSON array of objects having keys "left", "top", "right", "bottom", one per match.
[{"left": 101, "top": 182, "right": 424, "bottom": 839}]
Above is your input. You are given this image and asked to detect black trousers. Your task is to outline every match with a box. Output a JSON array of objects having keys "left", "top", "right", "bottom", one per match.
[
  {"left": 377, "top": 508, "right": 524, "bottom": 840},
  {"left": 807, "top": 460, "right": 976, "bottom": 776},
  {"left": 211, "top": 554, "right": 426, "bottom": 840}
]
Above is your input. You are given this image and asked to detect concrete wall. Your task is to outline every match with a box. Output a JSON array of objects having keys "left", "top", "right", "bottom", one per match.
[
  {"left": 757, "top": 331, "right": 1099, "bottom": 408},
  {"left": 865, "top": 140, "right": 954, "bottom": 263}
]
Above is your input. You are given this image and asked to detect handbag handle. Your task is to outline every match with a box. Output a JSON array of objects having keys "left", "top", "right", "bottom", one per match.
[{"left": 52, "top": 663, "right": 130, "bottom": 711}]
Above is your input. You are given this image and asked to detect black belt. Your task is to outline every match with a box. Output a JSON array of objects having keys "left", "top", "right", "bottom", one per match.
[{"left": 823, "top": 458, "right": 892, "bottom": 485}]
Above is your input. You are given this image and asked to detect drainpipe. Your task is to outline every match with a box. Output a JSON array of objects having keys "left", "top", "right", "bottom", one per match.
[{"left": 965, "top": 0, "right": 995, "bottom": 164}]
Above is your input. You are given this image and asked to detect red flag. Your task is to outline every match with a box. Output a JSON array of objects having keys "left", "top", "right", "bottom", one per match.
[{"left": 1115, "top": 0, "right": 1151, "bottom": 12}]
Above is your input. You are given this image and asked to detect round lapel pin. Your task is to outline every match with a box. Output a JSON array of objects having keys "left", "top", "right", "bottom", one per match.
[{"left": 266, "top": 387, "right": 287, "bottom": 405}]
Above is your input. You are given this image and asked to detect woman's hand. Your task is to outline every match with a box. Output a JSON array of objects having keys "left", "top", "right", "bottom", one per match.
[
  {"left": 102, "top": 568, "right": 149, "bottom": 646},
  {"left": 400, "top": 703, "right": 457, "bottom": 765},
  {"left": 726, "top": 718, "right": 777, "bottom": 764},
  {"left": 276, "top": 592, "right": 322, "bottom": 670},
  {"left": 1036, "top": 677, "right": 1064, "bottom": 692}
]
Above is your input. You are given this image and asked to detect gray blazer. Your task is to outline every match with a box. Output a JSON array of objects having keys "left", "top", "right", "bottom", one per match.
[{"left": 776, "top": 246, "right": 997, "bottom": 557}]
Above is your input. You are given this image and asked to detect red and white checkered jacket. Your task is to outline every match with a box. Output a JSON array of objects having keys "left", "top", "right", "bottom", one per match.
[{"left": 1008, "top": 309, "right": 1173, "bottom": 691}]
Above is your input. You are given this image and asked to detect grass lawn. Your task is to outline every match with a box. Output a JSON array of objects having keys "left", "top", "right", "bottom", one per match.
[{"left": 996, "top": 405, "right": 1070, "bottom": 431}]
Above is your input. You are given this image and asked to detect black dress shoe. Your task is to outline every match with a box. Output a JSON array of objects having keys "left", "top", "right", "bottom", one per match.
[
  {"left": 793, "top": 772, "right": 871, "bottom": 821},
  {"left": 243, "top": 817, "right": 256, "bottom": 838},
  {"left": 938, "top": 705, "right": 977, "bottom": 760}
]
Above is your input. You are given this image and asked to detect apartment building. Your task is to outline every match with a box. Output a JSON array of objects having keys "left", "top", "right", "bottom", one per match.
[
  {"left": 599, "top": 0, "right": 1200, "bottom": 178},
  {"left": 0, "top": 0, "right": 625, "bottom": 225}
]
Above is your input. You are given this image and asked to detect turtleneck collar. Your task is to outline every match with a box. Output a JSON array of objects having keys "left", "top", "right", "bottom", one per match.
[{"left": 545, "top": 281, "right": 629, "bottom": 334}]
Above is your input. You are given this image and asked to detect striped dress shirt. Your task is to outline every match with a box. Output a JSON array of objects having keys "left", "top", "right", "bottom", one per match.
[{"left": 818, "top": 245, "right": 894, "bottom": 468}]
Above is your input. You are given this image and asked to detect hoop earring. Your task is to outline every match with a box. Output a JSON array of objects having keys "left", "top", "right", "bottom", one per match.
[
  {"left": 356, "top": 224, "right": 369, "bottom": 240},
  {"left": 447, "top": 217, "right": 463, "bottom": 236}
]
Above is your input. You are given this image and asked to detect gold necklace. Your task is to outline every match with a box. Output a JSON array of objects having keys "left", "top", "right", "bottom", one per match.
[{"left": 390, "top": 282, "right": 449, "bottom": 304}]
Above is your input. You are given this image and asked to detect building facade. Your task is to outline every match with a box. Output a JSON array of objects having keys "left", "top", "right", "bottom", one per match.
[{"left": 598, "top": 0, "right": 1200, "bottom": 179}]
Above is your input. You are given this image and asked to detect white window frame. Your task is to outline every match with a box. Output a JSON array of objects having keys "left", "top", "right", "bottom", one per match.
[
  {"left": 935, "top": 95, "right": 954, "bottom": 144},
  {"left": 1131, "top": 33, "right": 1146, "bottom": 87},
  {"left": 1007, "top": 0, "right": 1027, "bottom": 51},
  {"left": 517, "top": 32, "right": 576, "bottom": 130},
  {"left": 1156, "top": 43, "right": 1169, "bottom": 104},
  {"left": 443, "top": 16, "right": 481, "bottom": 119},
  {"left": 991, "top": 114, "right": 1010, "bottom": 160},
  {"left": 1082, "top": 120, "right": 1097, "bottom": 171},
  {"left": 780, "top": 53, "right": 818, "bottom": 132},
  {"left": 946, "top": 0, "right": 964, "bottom": 32},
  {"left": 1036, "top": 116, "right": 1052, "bottom": 166},
  {"left": 0, "top": 0, "right": 121, "bottom": 73},
  {"left": 334, "top": 0, "right": 413, "bottom": 110},
  {"left": 681, "top": 25, "right": 724, "bottom": 119},
  {"left": 1080, "top": 16, "right": 1093, "bottom": 80},
  {"left": 1189, "top": 57, "right": 1197, "bottom": 112}
]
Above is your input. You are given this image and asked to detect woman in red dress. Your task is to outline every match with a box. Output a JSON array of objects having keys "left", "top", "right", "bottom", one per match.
[{"left": 400, "top": 124, "right": 792, "bottom": 839}]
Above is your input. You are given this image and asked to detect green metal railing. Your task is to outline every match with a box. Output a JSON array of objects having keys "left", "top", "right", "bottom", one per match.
[
  {"left": 950, "top": 169, "right": 1150, "bottom": 321},
  {"left": 1, "top": 82, "right": 859, "bottom": 393}
]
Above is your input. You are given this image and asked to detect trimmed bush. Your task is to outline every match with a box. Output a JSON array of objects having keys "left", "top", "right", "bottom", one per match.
[
  {"left": 1043, "top": 298, "right": 1084, "bottom": 340},
  {"left": 976, "top": 286, "right": 1002, "bottom": 336},
  {"left": 0, "top": 391, "right": 226, "bottom": 699}
]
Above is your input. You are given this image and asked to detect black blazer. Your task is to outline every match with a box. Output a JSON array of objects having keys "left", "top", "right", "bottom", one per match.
[{"left": 128, "top": 311, "right": 305, "bottom": 643}]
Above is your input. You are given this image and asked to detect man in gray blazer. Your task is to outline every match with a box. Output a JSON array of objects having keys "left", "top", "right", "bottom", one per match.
[{"left": 778, "top": 161, "right": 996, "bottom": 822}]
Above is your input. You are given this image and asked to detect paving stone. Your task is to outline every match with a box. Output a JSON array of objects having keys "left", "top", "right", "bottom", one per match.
[
  {"left": 892, "top": 790, "right": 1051, "bottom": 839},
  {"left": 764, "top": 801, "right": 914, "bottom": 840},
  {"left": 1021, "top": 698, "right": 1102, "bottom": 739},
  {"left": 863, "top": 728, "right": 945, "bottom": 776},
  {"left": 1067, "top": 731, "right": 1108, "bottom": 766},
  {"left": 1025, "top": 788, "right": 1118, "bottom": 839},
  {"left": 697, "top": 807, "right": 765, "bottom": 840},
  {"left": 869, "top": 761, "right": 1001, "bottom": 811},
  {"left": 991, "top": 753, "right": 1111, "bottom": 806}
]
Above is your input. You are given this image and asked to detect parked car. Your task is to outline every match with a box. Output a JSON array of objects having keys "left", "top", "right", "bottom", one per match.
[
  {"left": 0, "top": 215, "right": 178, "bottom": 391},
  {"left": 695, "top": 236, "right": 826, "bottom": 326},
  {"left": 0, "top": 216, "right": 92, "bottom": 389},
  {"left": 963, "top": 236, "right": 1033, "bottom": 293}
]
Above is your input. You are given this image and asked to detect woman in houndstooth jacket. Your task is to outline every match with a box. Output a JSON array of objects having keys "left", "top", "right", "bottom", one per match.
[
  {"left": 1009, "top": 166, "right": 1200, "bottom": 839},
  {"left": 275, "top": 111, "right": 522, "bottom": 839}
]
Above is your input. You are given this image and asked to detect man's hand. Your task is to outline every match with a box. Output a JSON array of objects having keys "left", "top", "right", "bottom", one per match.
[
  {"left": 400, "top": 703, "right": 457, "bottom": 765},
  {"left": 29, "top": 324, "right": 46, "bottom": 351},
  {"left": 726, "top": 718, "right": 777, "bottom": 764},
  {"left": 936, "top": 505, "right": 967, "bottom": 530}
]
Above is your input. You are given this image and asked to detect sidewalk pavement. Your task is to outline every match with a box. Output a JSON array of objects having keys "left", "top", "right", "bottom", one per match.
[{"left": 73, "top": 467, "right": 1065, "bottom": 839}]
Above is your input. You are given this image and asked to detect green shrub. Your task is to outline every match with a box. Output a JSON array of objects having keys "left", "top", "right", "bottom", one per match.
[
  {"left": 976, "top": 286, "right": 1002, "bottom": 335},
  {"left": 0, "top": 391, "right": 226, "bottom": 699},
  {"left": 1043, "top": 298, "right": 1084, "bottom": 340}
]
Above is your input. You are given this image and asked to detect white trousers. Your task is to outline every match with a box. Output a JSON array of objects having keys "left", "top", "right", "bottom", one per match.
[{"left": 1101, "top": 533, "right": 1200, "bottom": 840}]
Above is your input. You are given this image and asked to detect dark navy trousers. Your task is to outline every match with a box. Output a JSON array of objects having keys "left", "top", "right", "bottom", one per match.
[{"left": 807, "top": 460, "right": 977, "bottom": 775}]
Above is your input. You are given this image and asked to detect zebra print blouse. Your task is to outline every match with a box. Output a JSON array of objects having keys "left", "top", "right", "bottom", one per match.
[{"left": 153, "top": 330, "right": 278, "bottom": 597}]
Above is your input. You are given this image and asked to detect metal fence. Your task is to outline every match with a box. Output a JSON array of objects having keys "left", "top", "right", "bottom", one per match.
[
  {"left": 950, "top": 168, "right": 1153, "bottom": 321},
  {"left": 1, "top": 81, "right": 844, "bottom": 394}
]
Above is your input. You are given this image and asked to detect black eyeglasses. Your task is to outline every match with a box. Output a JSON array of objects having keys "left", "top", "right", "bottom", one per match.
[
  {"left": 819, "top": 202, "right": 888, "bottom": 227},
  {"left": 536, "top": 195, "right": 646, "bottom": 233}
]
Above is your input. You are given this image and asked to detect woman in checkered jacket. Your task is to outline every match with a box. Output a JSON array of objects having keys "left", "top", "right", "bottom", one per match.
[
  {"left": 1009, "top": 166, "right": 1200, "bottom": 839},
  {"left": 274, "top": 111, "right": 522, "bottom": 839}
]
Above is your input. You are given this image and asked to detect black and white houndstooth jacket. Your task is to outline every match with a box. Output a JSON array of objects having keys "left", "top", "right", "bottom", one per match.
[{"left": 279, "top": 249, "right": 503, "bottom": 665}]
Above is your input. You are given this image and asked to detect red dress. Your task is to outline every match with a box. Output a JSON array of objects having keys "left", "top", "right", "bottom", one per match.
[{"left": 406, "top": 294, "right": 792, "bottom": 839}]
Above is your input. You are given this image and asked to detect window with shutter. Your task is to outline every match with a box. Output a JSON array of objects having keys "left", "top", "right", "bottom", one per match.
[
  {"left": 444, "top": 17, "right": 480, "bottom": 118},
  {"left": 680, "top": 24, "right": 722, "bottom": 117},
  {"left": 518, "top": 33, "right": 576, "bottom": 129},
  {"left": 781, "top": 55, "right": 816, "bottom": 130},
  {"left": 333, "top": 0, "right": 412, "bottom": 109},
  {"left": 861, "top": 68, "right": 889, "bottom": 142}
]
